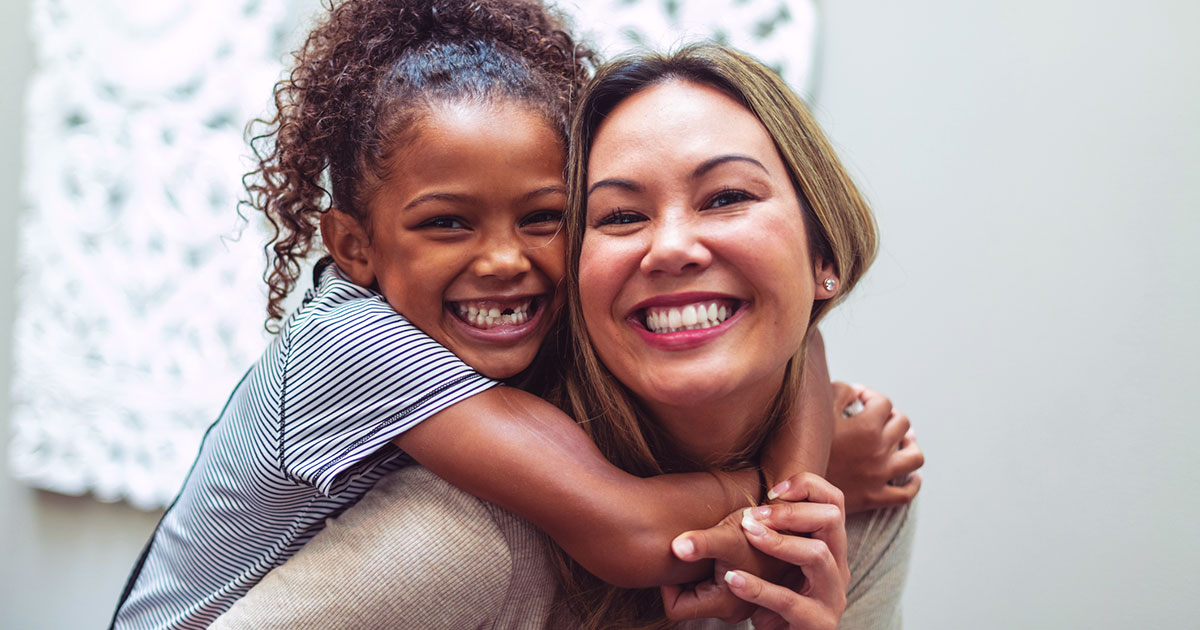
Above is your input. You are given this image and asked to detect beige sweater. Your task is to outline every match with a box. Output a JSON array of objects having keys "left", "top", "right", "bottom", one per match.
[{"left": 212, "top": 467, "right": 913, "bottom": 629}]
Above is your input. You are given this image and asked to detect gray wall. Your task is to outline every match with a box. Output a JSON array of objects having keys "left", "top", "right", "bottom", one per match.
[
  {"left": 2, "top": 0, "right": 1197, "bottom": 628},
  {"left": 814, "top": 1, "right": 1200, "bottom": 627}
]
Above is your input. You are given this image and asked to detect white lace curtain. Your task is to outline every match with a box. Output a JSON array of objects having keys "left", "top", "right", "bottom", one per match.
[{"left": 10, "top": 0, "right": 816, "bottom": 510}]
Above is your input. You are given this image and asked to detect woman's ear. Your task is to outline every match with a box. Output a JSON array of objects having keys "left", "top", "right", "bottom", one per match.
[
  {"left": 320, "top": 210, "right": 376, "bottom": 287},
  {"left": 813, "top": 259, "right": 839, "bottom": 300}
]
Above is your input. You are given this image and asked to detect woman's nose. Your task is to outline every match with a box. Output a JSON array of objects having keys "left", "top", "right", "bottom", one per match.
[
  {"left": 473, "top": 233, "right": 532, "bottom": 280},
  {"left": 639, "top": 213, "right": 712, "bottom": 276}
]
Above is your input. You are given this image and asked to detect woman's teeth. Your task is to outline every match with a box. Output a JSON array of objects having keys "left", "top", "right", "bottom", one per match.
[
  {"left": 455, "top": 300, "right": 532, "bottom": 329},
  {"left": 643, "top": 302, "right": 733, "bottom": 334}
]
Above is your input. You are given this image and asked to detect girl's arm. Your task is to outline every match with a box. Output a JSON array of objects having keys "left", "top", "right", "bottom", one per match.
[
  {"left": 393, "top": 329, "right": 835, "bottom": 590},
  {"left": 827, "top": 383, "right": 925, "bottom": 514},
  {"left": 393, "top": 386, "right": 756, "bottom": 588}
]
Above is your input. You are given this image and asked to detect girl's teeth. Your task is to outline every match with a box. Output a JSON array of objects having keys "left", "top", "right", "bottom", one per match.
[
  {"left": 644, "top": 302, "right": 734, "bottom": 334},
  {"left": 454, "top": 300, "right": 533, "bottom": 329}
]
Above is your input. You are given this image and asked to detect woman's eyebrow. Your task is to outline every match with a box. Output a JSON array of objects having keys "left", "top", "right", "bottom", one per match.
[
  {"left": 587, "top": 178, "right": 642, "bottom": 197},
  {"left": 691, "top": 154, "right": 769, "bottom": 180}
]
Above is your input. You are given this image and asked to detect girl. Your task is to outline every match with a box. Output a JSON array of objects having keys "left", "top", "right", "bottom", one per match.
[{"left": 110, "top": 1, "right": 921, "bottom": 628}]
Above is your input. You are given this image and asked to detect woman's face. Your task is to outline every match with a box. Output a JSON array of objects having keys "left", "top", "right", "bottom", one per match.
[{"left": 580, "top": 80, "right": 825, "bottom": 422}]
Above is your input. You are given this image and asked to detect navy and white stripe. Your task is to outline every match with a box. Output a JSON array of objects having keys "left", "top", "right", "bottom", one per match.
[{"left": 111, "top": 262, "right": 497, "bottom": 629}]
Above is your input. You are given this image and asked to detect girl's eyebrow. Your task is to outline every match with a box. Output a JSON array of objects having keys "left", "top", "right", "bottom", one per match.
[
  {"left": 522, "top": 185, "right": 568, "bottom": 201},
  {"left": 403, "top": 192, "right": 469, "bottom": 211},
  {"left": 690, "top": 154, "right": 769, "bottom": 180}
]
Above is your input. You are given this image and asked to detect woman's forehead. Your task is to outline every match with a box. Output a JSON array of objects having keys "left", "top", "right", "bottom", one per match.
[{"left": 588, "top": 80, "right": 781, "bottom": 177}]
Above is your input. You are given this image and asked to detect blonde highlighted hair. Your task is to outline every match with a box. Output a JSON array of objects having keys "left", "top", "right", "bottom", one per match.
[{"left": 552, "top": 43, "right": 877, "bottom": 628}]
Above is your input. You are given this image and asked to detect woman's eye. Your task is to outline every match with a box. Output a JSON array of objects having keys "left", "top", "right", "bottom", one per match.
[
  {"left": 594, "top": 209, "right": 646, "bottom": 227},
  {"left": 422, "top": 216, "right": 468, "bottom": 229},
  {"left": 520, "top": 210, "right": 564, "bottom": 228},
  {"left": 706, "top": 189, "right": 754, "bottom": 209}
]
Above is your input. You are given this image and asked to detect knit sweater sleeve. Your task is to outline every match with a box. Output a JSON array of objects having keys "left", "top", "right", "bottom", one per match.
[
  {"left": 839, "top": 502, "right": 917, "bottom": 630},
  {"left": 210, "top": 467, "right": 521, "bottom": 629}
]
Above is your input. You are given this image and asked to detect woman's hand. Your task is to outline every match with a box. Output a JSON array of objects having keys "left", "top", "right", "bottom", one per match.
[
  {"left": 732, "top": 473, "right": 850, "bottom": 630},
  {"left": 826, "top": 383, "right": 924, "bottom": 514},
  {"left": 663, "top": 473, "right": 850, "bottom": 629}
]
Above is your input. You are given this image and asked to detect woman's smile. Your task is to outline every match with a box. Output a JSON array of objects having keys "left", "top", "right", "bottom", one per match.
[{"left": 626, "top": 292, "right": 747, "bottom": 350}]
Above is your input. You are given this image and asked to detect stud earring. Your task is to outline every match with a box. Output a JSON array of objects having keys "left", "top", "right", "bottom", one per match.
[{"left": 823, "top": 278, "right": 837, "bottom": 292}]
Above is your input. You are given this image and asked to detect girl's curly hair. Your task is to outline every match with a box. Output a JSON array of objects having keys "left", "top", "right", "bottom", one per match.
[{"left": 244, "top": 0, "right": 594, "bottom": 329}]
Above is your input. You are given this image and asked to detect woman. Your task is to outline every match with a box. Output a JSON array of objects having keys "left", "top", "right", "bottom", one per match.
[
  {"left": 212, "top": 44, "right": 917, "bottom": 629},
  {"left": 554, "top": 43, "right": 914, "bottom": 629}
]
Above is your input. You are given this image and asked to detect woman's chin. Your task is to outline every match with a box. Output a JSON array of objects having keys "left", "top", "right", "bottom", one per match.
[{"left": 631, "top": 375, "right": 733, "bottom": 412}]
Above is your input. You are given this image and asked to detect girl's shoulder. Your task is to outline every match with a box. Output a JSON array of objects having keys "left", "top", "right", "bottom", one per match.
[{"left": 284, "top": 260, "right": 407, "bottom": 341}]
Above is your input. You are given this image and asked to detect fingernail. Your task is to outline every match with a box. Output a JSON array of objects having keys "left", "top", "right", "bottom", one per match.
[
  {"left": 752, "top": 505, "right": 771, "bottom": 519},
  {"left": 724, "top": 570, "right": 746, "bottom": 589},
  {"left": 766, "top": 479, "right": 789, "bottom": 501},
  {"left": 741, "top": 508, "right": 767, "bottom": 536},
  {"left": 671, "top": 536, "right": 695, "bottom": 559}
]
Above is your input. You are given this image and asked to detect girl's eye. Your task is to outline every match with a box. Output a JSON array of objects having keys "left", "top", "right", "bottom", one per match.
[
  {"left": 594, "top": 209, "right": 646, "bottom": 227},
  {"left": 520, "top": 210, "right": 564, "bottom": 228},
  {"left": 705, "top": 188, "right": 754, "bottom": 209},
  {"left": 421, "top": 216, "right": 468, "bottom": 229}
]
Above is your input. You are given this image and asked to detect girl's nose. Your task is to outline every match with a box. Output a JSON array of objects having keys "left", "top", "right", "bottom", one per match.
[
  {"left": 473, "top": 234, "right": 532, "bottom": 280},
  {"left": 639, "top": 213, "right": 712, "bottom": 276}
]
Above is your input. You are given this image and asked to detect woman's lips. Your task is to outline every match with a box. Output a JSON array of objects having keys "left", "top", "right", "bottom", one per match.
[
  {"left": 641, "top": 299, "right": 739, "bottom": 334},
  {"left": 627, "top": 294, "right": 746, "bottom": 350}
]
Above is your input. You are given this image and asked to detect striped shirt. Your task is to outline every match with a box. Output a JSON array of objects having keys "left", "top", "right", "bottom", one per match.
[{"left": 110, "top": 262, "right": 497, "bottom": 630}]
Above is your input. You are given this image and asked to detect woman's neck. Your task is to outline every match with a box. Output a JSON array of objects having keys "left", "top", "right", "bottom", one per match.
[{"left": 641, "top": 372, "right": 786, "bottom": 469}]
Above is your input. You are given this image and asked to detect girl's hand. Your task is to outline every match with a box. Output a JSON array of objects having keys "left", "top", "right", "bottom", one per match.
[
  {"left": 727, "top": 473, "right": 850, "bottom": 630},
  {"left": 661, "top": 509, "right": 783, "bottom": 623},
  {"left": 826, "top": 384, "right": 924, "bottom": 514}
]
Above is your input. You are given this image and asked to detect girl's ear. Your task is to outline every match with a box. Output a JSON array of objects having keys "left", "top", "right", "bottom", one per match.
[
  {"left": 320, "top": 210, "right": 376, "bottom": 287},
  {"left": 813, "top": 258, "right": 840, "bottom": 300}
]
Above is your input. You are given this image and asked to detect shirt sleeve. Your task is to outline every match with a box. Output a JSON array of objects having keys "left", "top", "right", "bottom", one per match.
[
  {"left": 278, "top": 297, "right": 497, "bottom": 496},
  {"left": 839, "top": 502, "right": 917, "bottom": 630}
]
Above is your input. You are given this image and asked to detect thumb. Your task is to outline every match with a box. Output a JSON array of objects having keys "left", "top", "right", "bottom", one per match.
[{"left": 671, "top": 517, "right": 745, "bottom": 563}]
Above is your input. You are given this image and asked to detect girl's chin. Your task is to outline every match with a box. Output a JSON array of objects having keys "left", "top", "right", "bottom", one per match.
[{"left": 456, "top": 348, "right": 540, "bottom": 381}]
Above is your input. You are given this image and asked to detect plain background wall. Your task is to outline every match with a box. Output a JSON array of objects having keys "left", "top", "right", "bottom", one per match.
[{"left": 2, "top": 1, "right": 1197, "bottom": 628}]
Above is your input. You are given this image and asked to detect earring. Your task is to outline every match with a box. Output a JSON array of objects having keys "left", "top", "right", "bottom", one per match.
[{"left": 823, "top": 278, "right": 837, "bottom": 292}]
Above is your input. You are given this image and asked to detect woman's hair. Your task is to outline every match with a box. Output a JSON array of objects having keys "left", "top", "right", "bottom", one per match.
[
  {"left": 555, "top": 43, "right": 878, "bottom": 629},
  {"left": 244, "top": 0, "right": 594, "bottom": 329}
]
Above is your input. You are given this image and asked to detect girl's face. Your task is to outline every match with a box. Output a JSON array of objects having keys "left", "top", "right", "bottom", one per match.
[
  {"left": 361, "top": 101, "right": 566, "bottom": 379},
  {"left": 580, "top": 80, "right": 827, "bottom": 425}
]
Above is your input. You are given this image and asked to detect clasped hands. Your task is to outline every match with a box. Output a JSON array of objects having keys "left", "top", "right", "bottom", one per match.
[{"left": 661, "top": 384, "right": 923, "bottom": 629}]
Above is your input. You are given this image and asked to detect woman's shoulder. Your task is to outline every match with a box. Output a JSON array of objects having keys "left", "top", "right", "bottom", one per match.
[{"left": 213, "top": 466, "right": 562, "bottom": 629}]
